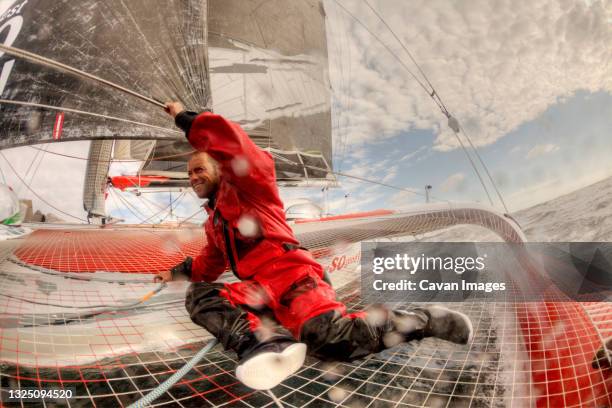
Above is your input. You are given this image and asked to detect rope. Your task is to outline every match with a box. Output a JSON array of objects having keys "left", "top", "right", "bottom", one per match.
[
  {"left": 458, "top": 123, "right": 510, "bottom": 212},
  {"left": 0, "top": 161, "right": 6, "bottom": 184},
  {"left": 18, "top": 144, "right": 42, "bottom": 195},
  {"left": 27, "top": 145, "right": 193, "bottom": 163},
  {"left": 0, "top": 151, "right": 87, "bottom": 222},
  {"left": 177, "top": 206, "right": 205, "bottom": 227},
  {"left": 127, "top": 339, "right": 218, "bottom": 408},
  {"left": 268, "top": 150, "right": 451, "bottom": 202},
  {"left": 362, "top": 0, "right": 508, "bottom": 211},
  {"left": 8, "top": 256, "right": 153, "bottom": 283},
  {"left": 0, "top": 283, "right": 166, "bottom": 310},
  {"left": 0, "top": 99, "right": 179, "bottom": 137},
  {"left": 109, "top": 189, "right": 149, "bottom": 223},
  {"left": 335, "top": 1, "right": 507, "bottom": 210},
  {"left": 138, "top": 191, "right": 187, "bottom": 225},
  {"left": 267, "top": 390, "right": 285, "bottom": 408},
  {"left": 0, "top": 44, "right": 165, "bottom": 108},
  {"left": 331, "top": 1, "right": 441, "bottom": 110}
]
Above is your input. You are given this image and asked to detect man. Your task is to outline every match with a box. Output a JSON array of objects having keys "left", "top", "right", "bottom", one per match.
[{"left": 156, "top": 102, "right": 473, "bottom": 390}]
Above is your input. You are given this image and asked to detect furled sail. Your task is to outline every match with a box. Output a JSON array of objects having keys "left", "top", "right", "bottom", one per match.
[{"left": 82, "top": 140, "right": 112, "bottom": 220}]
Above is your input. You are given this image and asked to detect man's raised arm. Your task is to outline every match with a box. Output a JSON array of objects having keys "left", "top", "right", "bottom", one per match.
[{"left": 165, "top": 102, "right": 275, "bottom": 191}]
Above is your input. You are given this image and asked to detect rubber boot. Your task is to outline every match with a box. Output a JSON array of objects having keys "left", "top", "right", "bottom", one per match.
[
  {"left": 236, "top": 336, "right": 307, "bottom": 390},
  {"left": 392, "top": 306, "right": 473, "bottom": 345}
]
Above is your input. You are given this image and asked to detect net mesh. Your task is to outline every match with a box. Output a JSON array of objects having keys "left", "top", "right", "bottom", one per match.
[{"left": 0, "top": 210, "right": 611, "bottom": 407}]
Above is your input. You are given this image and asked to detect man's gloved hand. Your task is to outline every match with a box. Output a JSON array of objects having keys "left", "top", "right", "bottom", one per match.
[
  {"left": 154, "top": 257, "right": 193, "bottom": 283},
  {"left": 164, "top": 101, "right": 185, "bottom": 119}
]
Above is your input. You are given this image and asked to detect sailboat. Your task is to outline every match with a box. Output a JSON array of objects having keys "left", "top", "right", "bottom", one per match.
[{"left": 0, "top": 0, "right": 609, "bottom": 406}]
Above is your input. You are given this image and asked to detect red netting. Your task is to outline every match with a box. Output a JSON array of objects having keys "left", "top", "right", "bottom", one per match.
[
  {"left": 1, "top": 223, "right": 610, "bottom": 407},
  {"left": 517, "top": 302, "right": 612, "bottom": 407},
  {"left": 13, "top": 228, "right": 205, "bottom": 273}
]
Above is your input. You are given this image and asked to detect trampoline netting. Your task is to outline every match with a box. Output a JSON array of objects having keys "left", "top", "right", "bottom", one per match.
[{"left": 0, "top": 214, "right": 610, "bottom": 407}]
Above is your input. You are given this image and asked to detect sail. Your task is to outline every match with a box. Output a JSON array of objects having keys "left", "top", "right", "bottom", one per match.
[
  {"left": 0, "top": 0, "right": 210, "bottom": 149},
  {"left": 137, "top": 0, "right": 336, "bottom": 188},
  {"left": 1, "top": 0, "right": 334, "bottom": 189}
]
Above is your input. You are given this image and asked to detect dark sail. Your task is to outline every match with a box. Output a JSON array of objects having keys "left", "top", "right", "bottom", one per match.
[
  {"left": 0, "top": 0, "right": 210, "bottom": 149},
  {"left": 139, "top": 0, "right": 335, "bottom": 188}
]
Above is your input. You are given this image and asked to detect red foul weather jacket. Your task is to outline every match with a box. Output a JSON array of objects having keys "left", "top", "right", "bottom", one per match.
[{"left": 178, "top": 111, "right": 329, "bottom": 311}]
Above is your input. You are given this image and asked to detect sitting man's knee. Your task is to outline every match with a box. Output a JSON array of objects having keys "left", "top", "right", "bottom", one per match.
[
  {"left": 184, "top": 282, "right": 223, "bottom": 315},
  {"left": 300, "top": 310, "right": 337, "bottom": 348}
]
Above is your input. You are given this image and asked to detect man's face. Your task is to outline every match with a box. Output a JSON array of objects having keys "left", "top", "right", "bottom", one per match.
[{"left": 188, "top": 153, "right": 220, "bottom": 199}]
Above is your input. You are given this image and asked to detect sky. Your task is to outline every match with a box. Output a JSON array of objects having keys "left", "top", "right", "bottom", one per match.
[{"left": 0, "top": 0, "right": 610, "bottom": 223}]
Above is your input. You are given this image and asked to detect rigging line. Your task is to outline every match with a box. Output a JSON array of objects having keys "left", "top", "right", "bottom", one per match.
[
  {"left": 336, "top": 2, "right": 497, "bottom": 209},
  {"left": 330, "top": 1, "right": 435, "bottom": 102},
  {"left": 0, "top": 151, "right": 87, "bottom": 222},
  {"left": 109, "top": 170, "right": 188, "bottom": 213},
  {"left": 333, "top": 1, "right": 353, "bottom": 174},
  {"left": 0, "top": 44, "right": 166, "bottom": 108},
  {"left": 449, "top": 128, "right": 495, "bottom": 207},
  {"left": 362, "top": 0, "right": 438, "bottom": 100},
  {"left": 28, "top": 145, "right": 194, "bottom": 163},
  {"left": 8, "top": 256, "right": 151, "bottom": 283},
  {"left": 267, "top": 390, "right": 285, "bottom": 408},
  {"left": 138, "top": 191, "right": 186, "bottom": 225},
  {"left": 268, "top": 150, "right": 450, "bottom": 202},
  {"left": 115, "top": 189, "right": 156, "bottom": 223},
  {"left": 112, "top": 172, "right": 173, "bottom": 214},
  {"left": 0, "top": 283, "right": 167, "bottom": 310},
  {"left": 0, "top": 99, "right": 180, "bottom": 135},
  {"left": 0, "top": 161, "right": 6, "bottom": 184},
  {"left": 16, "top": 145, "right": 41, "bottom": 196},
  {"left": 135, "top": 192, "right": 170, "bottom": 212},
  {"left": 110, "top": 189, "right": 149, "bottom": 223},
  {"left": 26, "top": 144, "right": 48, "bottom": 190},
  {"left": 361, "top": 1, "right": 507, "bottom": 211},
  {"left": 108, "top": 185, "right": 128, "bottom": 221},
  {"left": 133, "top": 192, "right": 165, "bottom": 216},
  {"left": 177, "top": 206, "right": 205, "bottom": 227},
  {"left": 158, "top": 190, "right": 186, "bottom": 223},
  {"left": 16, "top": 285, "right": 171, "bottom": 328},
  {"left": 127, "top": 339, "right": 219, "bottom": 408},
  {"left": 459, "top": 123, "right": 509, "bottom": 213}
]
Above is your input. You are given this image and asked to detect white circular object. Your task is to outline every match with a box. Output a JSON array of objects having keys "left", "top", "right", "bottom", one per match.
[
  {"left": 237, "top": 215, "right": 260, "bottom": 238},
  {"left": 231, "top": 156, "right": 250, "bottom": 177}
]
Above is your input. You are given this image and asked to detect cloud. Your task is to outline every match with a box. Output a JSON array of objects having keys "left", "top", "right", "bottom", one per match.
[
  {"left": 526, "top": 143, "right": 560, "bottom": 159},
  {"left": 325, "top": 0, "right": 611, "bottom": 151},
  {"left": 440, "top": 172, "right": 467, "bottom": 193}
]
